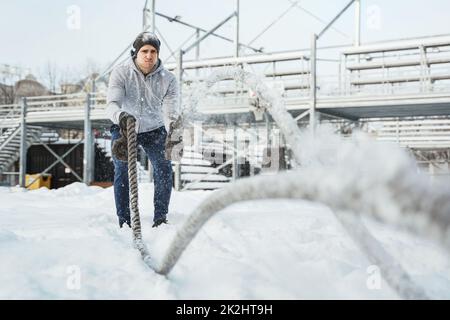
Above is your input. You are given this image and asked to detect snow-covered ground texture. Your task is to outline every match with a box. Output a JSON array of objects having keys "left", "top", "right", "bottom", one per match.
[
  {"left": 0, "top": 184, "right": 449, "bottom": 299},
  {"left": 1, "top": 127, "right": 450, "bottom": 299}
]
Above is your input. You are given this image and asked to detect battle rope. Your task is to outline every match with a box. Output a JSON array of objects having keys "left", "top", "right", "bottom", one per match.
[
  {"left": 121, "top": 68, "right": 436, "bottom": 299},
  {"left": 153, "top": 68, "right": 431, "bottom": 299},
  {"left": 126, "top": 116, "right": 153, "bottom": 268}
]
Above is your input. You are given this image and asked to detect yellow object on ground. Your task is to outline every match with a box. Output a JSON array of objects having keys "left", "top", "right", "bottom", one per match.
[{"left": 25, "top": 174, "right": 51, "bottom": 190}]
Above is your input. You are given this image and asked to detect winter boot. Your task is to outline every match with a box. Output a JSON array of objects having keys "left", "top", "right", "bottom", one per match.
[
  {"left": 152, "top": 216, "right": 168, "bottom": 228},
  {"left": 119, "top": 218, "right": 131, "bottom": 228}
]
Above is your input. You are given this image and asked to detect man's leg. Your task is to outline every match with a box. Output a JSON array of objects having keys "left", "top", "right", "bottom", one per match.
[
  {"left": 110, "top": 124, "right": 131, "bottom": 227},
  {"left": 138, "top": 127, "right": 173, "bottom": 224}
]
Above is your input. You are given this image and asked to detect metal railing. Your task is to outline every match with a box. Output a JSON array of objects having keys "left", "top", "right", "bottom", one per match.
[{"left": 366, "top": 118, "right": 450, "bottom": 148}]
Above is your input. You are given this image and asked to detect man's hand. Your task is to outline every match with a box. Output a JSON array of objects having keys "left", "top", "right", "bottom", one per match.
[
  {"left": 112, "top": 112, "right": 135, "bottom": 162},
  {"left": 165, "top": 116, "right": 184, "bottom": 161},
  {"left": 119, "top": 112, "right": 135, "bottom": 135}
]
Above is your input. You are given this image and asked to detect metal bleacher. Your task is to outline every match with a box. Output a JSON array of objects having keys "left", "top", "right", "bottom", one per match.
[
  {"left": 1, "top": 35, "right": 448, "bottom": 125},
  {"left": 1, "top": 35, "right": 450, "bottom": 185},
  {"left": 342, "top": 36, "right": 450, "bottom": 92}
]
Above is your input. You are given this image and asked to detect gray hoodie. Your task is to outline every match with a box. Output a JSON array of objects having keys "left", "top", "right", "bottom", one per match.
[{"left": 106, "top": 57, "right": 179, "bottom": 133}]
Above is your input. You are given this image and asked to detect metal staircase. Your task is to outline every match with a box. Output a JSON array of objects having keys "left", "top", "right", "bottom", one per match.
[
  {"left": 0, "top": 125, "right": 44, "bottom": 174},
  {"left": 178, "top": 145, "right": 231, "bottom": 190},
  {"left": 95, "top": 136, "right": 230, "bottom": 188}
]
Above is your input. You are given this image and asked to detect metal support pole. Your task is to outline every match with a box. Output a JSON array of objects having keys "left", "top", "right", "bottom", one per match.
[
  {"left": 255, "top": 123, "right": 260, "bottom": 175},
  {"left": 338, "top": 58, "right": 342, "bottom": 94},
  {"left": 195, "top": 28, "right": 200, "bottom": 77},
  {"left": 354, "top": 0, "right": 361, "bottom": 86},
  {"left": 177, "top": 49, "right": 183, "bottom": 109},
  {"left": 90, "top": 81, "right": 96, "bottom": 183},
  {"left": 91, "top": 76, "right": 96, "bottom": 94},
  {"left": 355, "top": 0, "right": 360, "bottom": 47},
  {"left": 151, "top": 0, "right": 156, "bottom": 33},
  {"left": 232, "top": 125, "right": 238, "bottom": 181},
  {"left": 310, "top": 33, "right": 317, "bottom": 135},
  {"left": 249, "top": 123, "right": 255, "bottom": 177},
  {"left": 174, "top": 162, "right": 181, "bottom": 191},
  {"left": 143, "top": 1, "right": 148, "bottom": 30},
  {"left": 183, "top": 12, "right": 236, "bottom": 54},
  {"left": 318, "top": 0, "right": 355, "bottom": 39},
  {"left": 19, "top": 97, "right": 27, "bottom": 188},
  {"left": 265, "top": 112, "right": 270, "bottom": 148},
  {"left": 154, "top": 12, "right": 262, "bottom": 53},
  {"left": 174, "top": 49, "right": 183, "bottom": 191},
  {"left": 235, "top": 0, "right": 240, "bottom": 58},
  {"left": 83, "top": 93, "right": 92, "bottom": 185},
  {"left": 195, "top": 28, "right": 201, "bottom": 60},
  {"left": 143, "top": 0, "right": 156, "bottom": 33},
  {"left": 90, "top": 131, "right": 95, "bottom": 183}
]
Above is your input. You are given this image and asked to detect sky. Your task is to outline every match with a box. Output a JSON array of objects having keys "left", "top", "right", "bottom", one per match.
[{"left": 1, "top": 0, "right": 449, "bottom": 85}]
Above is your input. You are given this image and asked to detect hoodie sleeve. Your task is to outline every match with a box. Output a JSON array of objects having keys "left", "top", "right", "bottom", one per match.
[
  {"left": 162, "top": 76, "right": 180, "bottom": 132},
  {"left": 106, "top": 67, "right": 125, "bottom": 124}
]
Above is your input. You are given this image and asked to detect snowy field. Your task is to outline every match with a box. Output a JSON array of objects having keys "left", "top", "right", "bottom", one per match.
[{"left": 1, "top": 181, "right": 450, "bottom": 299}]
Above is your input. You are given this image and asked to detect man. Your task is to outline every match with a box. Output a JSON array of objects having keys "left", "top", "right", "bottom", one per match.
[{"left": 106, "top": 32, "right": 183, "bottom": 229}]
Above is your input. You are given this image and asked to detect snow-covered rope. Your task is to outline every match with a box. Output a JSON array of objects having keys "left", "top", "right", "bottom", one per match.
[
  {"left": 182, "top": 67, "right": 303, "bottom": 165},
  {"left": 127, "top": 117, "right": 153, "bottom": 268},
  {"left": 334, "top": 212, "right": 429, "bottom": 300},
  {"left": 157, "top": 168, "right": 441, "bottom": 299},
  {"left": 154, "top": 67, "right": 434, "bottom": 299}
]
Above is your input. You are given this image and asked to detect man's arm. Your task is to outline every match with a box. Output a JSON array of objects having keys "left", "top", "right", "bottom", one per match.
[
  {"left": 162, "top": 76, "right": 180, "bottom": 131},
  {"left": 162, "top": 76, "right": 184, "bottom": 161},
  {"left": 106, "top": 68, "right": 125, "bottom": 124}
]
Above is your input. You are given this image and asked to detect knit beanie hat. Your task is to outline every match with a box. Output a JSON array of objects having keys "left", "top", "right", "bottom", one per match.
[{"left": 130, "top": 32, "right": 161, "bottom": 58}]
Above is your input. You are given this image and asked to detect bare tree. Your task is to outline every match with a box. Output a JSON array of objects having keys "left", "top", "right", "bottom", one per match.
[
  {"left": 82, "top": 58, "right": 101, "bottom": 92},
  {"left": 0, "top": 82, "right": 15, "bottom": 104},
  {"left": 58, "top": 66, "right": 79, "bottom": 94},
  {"left": 36, "top": 61, "right": 61, "bottom": 94},
  {"left": 44, "top": 61, "right": 58, "bottom": 93},
  {"left": 0, "top": 65, "right": 21, "bottom": 104}
]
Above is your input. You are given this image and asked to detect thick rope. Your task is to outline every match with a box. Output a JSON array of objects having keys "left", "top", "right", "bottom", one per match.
[
  {"left": 153, "top": 67, "right": 431, "bottom": 299},
  {"left": 126, "top": 117, "right": 153, "bottom": 268},
  {"left": 155, "top": 172, "right": 430, "bottom": 299},
  {"left": 121, "top": 68, "right": 435, "bottom": 298}
]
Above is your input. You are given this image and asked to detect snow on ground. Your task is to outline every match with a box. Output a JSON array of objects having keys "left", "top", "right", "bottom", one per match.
[{"left": 1, "top": 182, "right": 450, "bottom": 299}]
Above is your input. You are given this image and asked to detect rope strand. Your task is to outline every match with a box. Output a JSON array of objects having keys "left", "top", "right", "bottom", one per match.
[{"left": 127, "top": 117, "right": 153, "bottom": 267}]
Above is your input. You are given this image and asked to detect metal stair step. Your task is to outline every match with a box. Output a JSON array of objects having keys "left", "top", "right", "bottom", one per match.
[
  {"left": 0, "top": 150, "right": 19, "bottom": 155},
  {"left": 181, "top": 173, "right": 230, "bottom": 182},
  {"left": 182, "top": 181, "right": 229, "bottom": 190},
  {"left": 0, "top": 150, "right": 17, "bottom": 155},
  {"left": 181, "top": 166, "right": 218, "bottom": 174}
]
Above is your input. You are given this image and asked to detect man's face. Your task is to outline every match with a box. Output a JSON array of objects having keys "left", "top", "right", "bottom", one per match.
[{"left": 136, "top": 44, "right": 158, "bottom": 73}]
